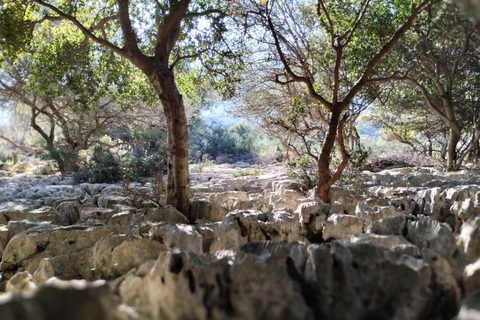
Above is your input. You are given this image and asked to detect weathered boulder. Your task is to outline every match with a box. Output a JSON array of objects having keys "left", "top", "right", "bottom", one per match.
[
  {"left": 139, "top": 247, "right": 312, "bottom": 320},
  {"left": 323, "top": 214, "right": 363, "bottom": 240},
  {"left": 92, "top": 234, "right": 128, "bottom": 279},
  {"left": 459, "top": 217, "right": 480, "bottom": 260},
  {"left": 55, "top": 201, "right": 80, "bottom": 225},
  {"left": 455, "top": 292, "right": 480, "bottom": 320},
  {"left": 5, "top": 271, "right": 36, "bottom": 293},
  {"left": 111, "top": 238, "right": 165, "bottom": 275},
  {"left": 268, "top": 189, "right": 305, "bottom": 211},
  {"left": 208, "top": 191, "right": 249, "bottom": 209},
  {"left": 80, "top": 206, "right": 116, "bottom": 221},
  {"left": 351, "top": 233, "right": 414, "bottom": 249},
  {"left": 32, "top": 255, "right": 78, "bottom": 284},
  {"left": 223, "top": 210, "right": 300, "bottom": 243},
  {"left": 407, "top": 215, "right": 469, "bottom": 280},
  {"left": 0, "top": 224, "right": 8, "bottom": 256},
  {"left": 406, "top": 216, "right": 457, "bottom": 261},
  {"left": 143, "top": 206, "right": 189, "bottom": 224},
  {"left": 304, "top": 242, "right": 454, "bottom": 319},
  {"left": 328, "top": 187, "right": 362, "bottom": 214},
  {"left": 1, "top": 225, "right": 130, "bottom": 275},
  {"left": 451, "top": 198, "right": 480, "bottom": 224},
  {"left": 355, "top": 201, "right": 405, "bottom": 227},
  {"left": 190, "top": 199, "right": 229, "bottom": 222},
  {"left": 464, "top": 259, "right": 480, "bottom": 295},
  {"left": 97, "top": 195, "right": 131, "bottom": 209},
  {"left": 0, "top": 279, "right": 120, "bottom": 320},
  {"left": 367, "top": 215, "right": 408, "bottom": 236},
  {"left": 150, "top": 223, "right": 204, "bottom": 254}
]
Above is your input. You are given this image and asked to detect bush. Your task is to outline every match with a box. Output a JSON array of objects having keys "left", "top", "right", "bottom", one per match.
[
  {"left": 189, "top": 119, "right": 256, "bottom": 161},
  {"left": 232, "top": 168, "right": 259, "bottom": 177},
  {"left": 123, "top": 149, "right": 167, "bottom": 181},
  {"left": 44, "top": 147, "right": 79, "bottom": 173},
  {"left": 72, "top": 145, "right": 123, "bottom": 184},
  {"left": 287, "top": 155, "right": 317, "bottom": 189}
]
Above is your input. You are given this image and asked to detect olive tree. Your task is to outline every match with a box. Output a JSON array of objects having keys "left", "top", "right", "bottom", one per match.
[{"left": 239, "top": 0, "right": 437, "bottom": 202}]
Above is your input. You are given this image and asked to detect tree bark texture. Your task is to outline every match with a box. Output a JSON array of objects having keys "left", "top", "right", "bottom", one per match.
[{"left": 151, "top": 70, "right": 191, "bottom": 220}]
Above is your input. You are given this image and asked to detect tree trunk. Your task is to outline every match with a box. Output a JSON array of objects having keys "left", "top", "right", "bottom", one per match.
[
  {"left": 151, "top": 70, "right": 191, "bottom": 220},
  {"left": 315, "top": 108, "right": 342, "bottom": 203},
  {"left": 440, "top": 130, "right": 447, "bottom": 161},
  {"left": 447, "top": 122, "right": 461, "bottom": 170}
]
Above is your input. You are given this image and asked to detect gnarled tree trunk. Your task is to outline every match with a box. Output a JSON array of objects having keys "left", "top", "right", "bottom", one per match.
[
  {"left": 447, "top": 123, "right": 461, "bottom": 170},
  {"left": 315, "top": 108, "right": 343, "bottom": 202},
  {"left": 151, "top": 69, "right": 190, "bottom": 219}
]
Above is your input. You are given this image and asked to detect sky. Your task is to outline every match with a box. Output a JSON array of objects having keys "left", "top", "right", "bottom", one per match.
[
  {"left": 0, "top": 108, "right": 10, "bottom": 126},
  {"left": 199, "top": 101, "right": 246, "bottom": 127}
]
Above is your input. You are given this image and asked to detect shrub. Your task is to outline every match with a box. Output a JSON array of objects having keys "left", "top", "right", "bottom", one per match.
[
  {"left": 287, "top": 155, "right": 317, "bottom": 189},
  {"left": 124, "top": 149, "right": 167, "bottom": 181},
  {"left": 72, "top": 145, "right": 122, "bottom": 184},
  {"left": 194, "top": 154, "right": 214, "bottom": 172},
  {"left": 232, "top": 169, "right": 259, "bottom": 177},
  {"left": 44, "top": 147, "right": 79, "bottom": 173},
  {"left": 189, "top": 119, "right": 256, "bottom": 160}
]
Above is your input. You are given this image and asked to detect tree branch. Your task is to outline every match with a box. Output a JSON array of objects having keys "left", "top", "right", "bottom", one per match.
[
  {"left": 343, "top": 0, "right": 436, "bottom": 107},
  {"left": 32, "top": 0, "right": 125, "bottom": 57},
  {"left": 0, "top": 135, "right": 48, "bottom": 153}
]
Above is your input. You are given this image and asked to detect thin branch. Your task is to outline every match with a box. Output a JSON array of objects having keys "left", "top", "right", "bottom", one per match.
[
  {"left": 317, "top": 0, "right": 335, "bottom": 47},
  {"left": 32, "top": 0, "right": 125, "bottom": 57},
  {"left": 184, "top": 9, "right": 226, "bottom": 19},
  {"left": 343, "top": 0, "right": 436, "bottom": 107},
  {"left": 0, "top": 135, "right": 48, "bottom": 153},
  {"left": 29, "top": 16, "right": 64, "bottom": 34},
  {"left": 342, "top": 0, "right": 370, "bottom": 47}
]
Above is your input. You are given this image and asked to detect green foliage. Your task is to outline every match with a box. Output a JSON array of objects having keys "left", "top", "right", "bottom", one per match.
[
  {"left": 0, "top": 2, "right": 32, "bottom": 62},
  {"left": 0, "top": 148, "right": 19, "bottom": 165},
  {"left": 349, "top": 145, "right": 371, "bottom": 170},
  {"left": 72, "top": 145, "right": 122, "bottom": 184},
  {"left": 189, "top": 119, "right": 256, "bottom": 160},
  {"left": 123, "top": 150, "right": 167, "bottom": 182},
  {"left": 232, "top": 169, "right": 259, "bottom": 178},
  {"left": 194, "top": 154, "right": 215, "bottom": 172},
  {"left": 5, "top": 158, "right": 16, "bottom": 167},
  {"left": 287, "top": 155, "right": 318, "bottom": 190}
]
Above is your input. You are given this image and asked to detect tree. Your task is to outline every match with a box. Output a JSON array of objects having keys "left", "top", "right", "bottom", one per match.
[
  {"left": 239, "top": 0, "right": 437, "bottom": 202},
  {"left": 0, "top": 22, "right": 159, "bottom": 172},
  {"left": 378, "top": 2, "right": 480, "bottom": 169},
  {"left": 1, "top": 0, "right": 241, "bottom": 219}
]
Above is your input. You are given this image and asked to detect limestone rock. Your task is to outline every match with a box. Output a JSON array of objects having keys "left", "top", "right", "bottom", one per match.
[
  {"left": 55, "top": 201, "right": 80, "bottom": 225},
  {"left": 0, "top": 279, "right": 119, "bottom": 320},
  {"left": 190, "top": 199, "right": 228, "bottom": 222},
  {"left": 351, "top": 233, "right": 413, "bottom": 249},
  {"left": 304, "top": 242, "right": 438, "bottom": 320},
  {"left": 323, "top": 214, "right": 363, "bottom": 240},
  {"left": 111, "top": 238, "right": 165, "bottom": 275},
  {"left": 97, "top": 195, "right": 131, "bottom": 209},
  {"left": 5, "top": 271, "right": 36, "bottom": 293},
  {"left": 464, "top": 259, "right": 480, "bottom": 295},
  {"left": 224, "top": 210, "right": 300, "bottom": 243},
  {"left": 32, "top": 255, "right": 78, "bottom": 283},
  {"left": 144, "top": 206, "right": 189, "bottom": 224},
  {"left": 355, "top": 202, "right": 405, "bottom": 227},
  {"left": 406, "top": 215, "right": 457, "bottom": 261},
  {"left": 150, "top": 223, "right": 204, "bottom": 254},
  {"left": 459, "top": 217, "right": 480, "bottom": 260},
  {"left": 367, "top": 215, "right": 407, "bottom": 236}
]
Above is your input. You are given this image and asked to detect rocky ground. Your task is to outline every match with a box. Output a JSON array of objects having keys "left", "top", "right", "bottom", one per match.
[{"left": 0, "top": 159, "right": 479, "bottom": 319}]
